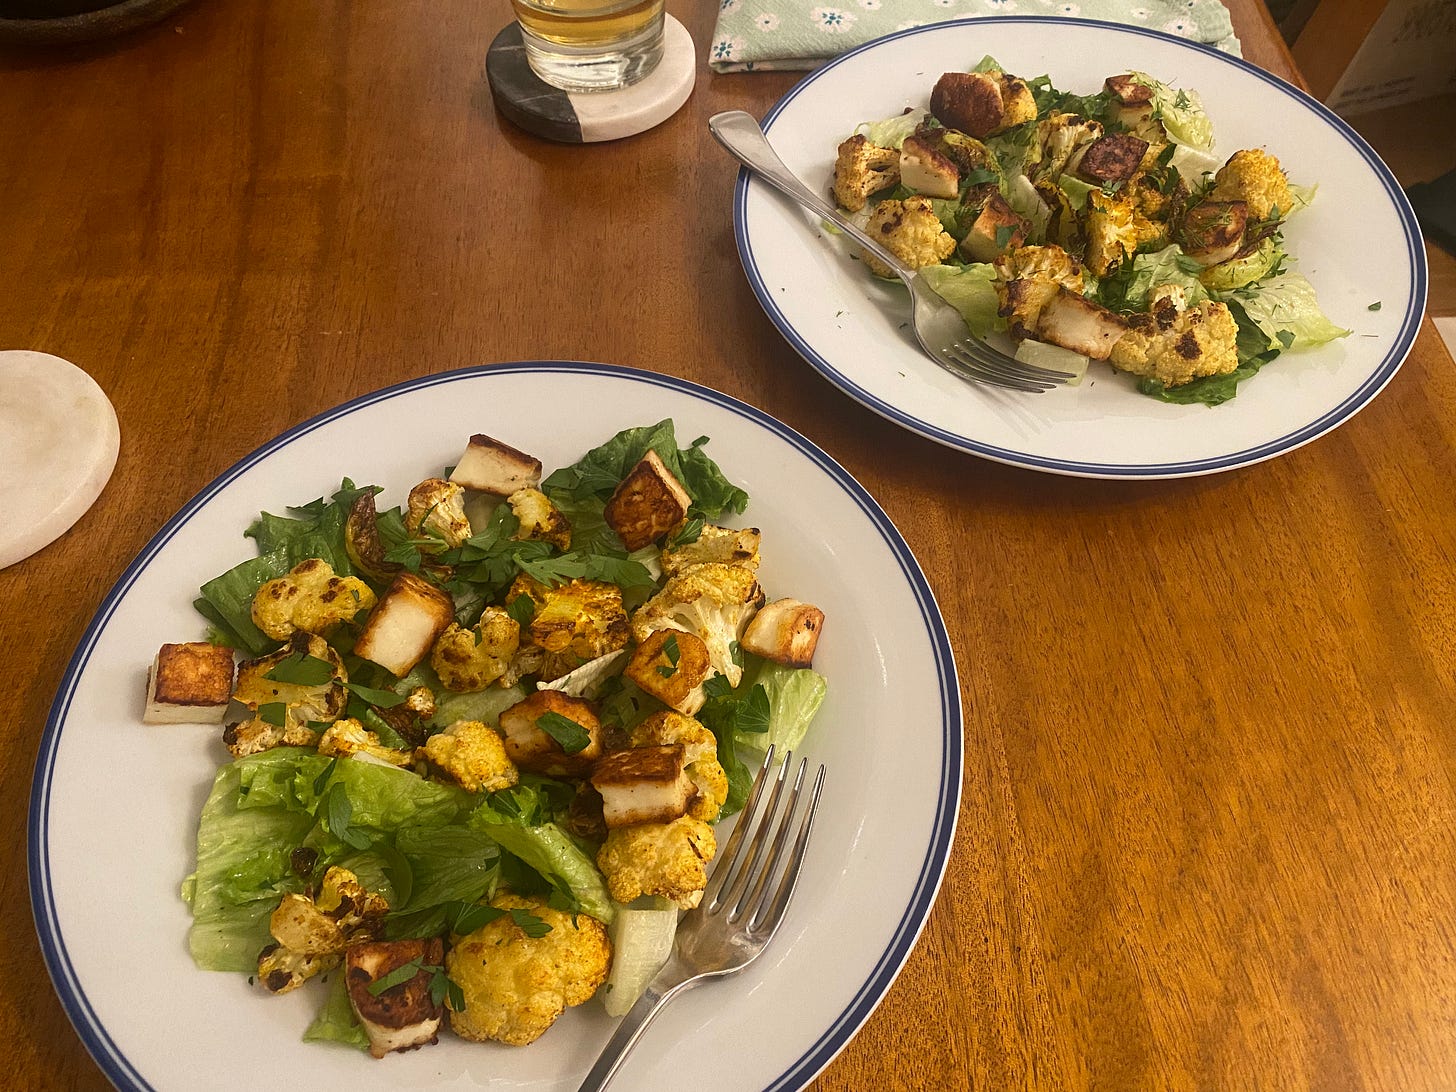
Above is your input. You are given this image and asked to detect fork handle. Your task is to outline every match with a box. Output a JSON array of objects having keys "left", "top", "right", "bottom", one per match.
[
  {"left": 576, "top": 973, "right": 697, "bottom": 1092},
  {"left": 707, "top": 110, "right": 913, "bottom": 287}
]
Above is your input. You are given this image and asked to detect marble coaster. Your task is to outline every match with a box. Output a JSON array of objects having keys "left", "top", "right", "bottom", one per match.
[
  {"left": 486, "top": 13, "right": 695, "bottom": 143},
  {"left": 0, "top": 350, "right": 120, "bottom": 569}
]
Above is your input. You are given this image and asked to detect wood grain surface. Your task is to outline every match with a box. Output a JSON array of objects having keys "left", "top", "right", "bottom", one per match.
[{"left": 3, "top": 1, "right": 1454, "bottom": 1089}]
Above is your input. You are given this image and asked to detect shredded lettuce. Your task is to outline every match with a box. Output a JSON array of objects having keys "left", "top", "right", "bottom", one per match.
[{"left": 856, "top": 110, "right": 926, "bottom": 150}]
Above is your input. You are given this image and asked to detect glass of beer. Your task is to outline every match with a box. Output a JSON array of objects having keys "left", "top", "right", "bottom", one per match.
[{"left": 511, "top": 0, "right": 666, "bottom": 93}]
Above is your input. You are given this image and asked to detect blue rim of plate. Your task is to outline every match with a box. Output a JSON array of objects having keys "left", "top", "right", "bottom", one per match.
[
  {"left": 28, "top": 360, "right": 964, "bottom": 1091},
  {"left": 733, "top": 16, "right": 1429, "bottom": 479}
]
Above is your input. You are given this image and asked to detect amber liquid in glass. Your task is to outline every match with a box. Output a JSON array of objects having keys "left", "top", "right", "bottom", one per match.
[{"left": 510, "top": 0, "right": 664, "bottom": 48}]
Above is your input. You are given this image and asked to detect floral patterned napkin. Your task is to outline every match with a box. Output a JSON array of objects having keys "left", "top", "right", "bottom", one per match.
[{"left": 708, "top": 0, "right": 1240, "bottom": 72}]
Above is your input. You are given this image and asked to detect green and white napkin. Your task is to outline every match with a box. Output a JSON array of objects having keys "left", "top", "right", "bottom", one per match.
[{"left": 708, "top": 0, "right": 1240, "bottom": 72}]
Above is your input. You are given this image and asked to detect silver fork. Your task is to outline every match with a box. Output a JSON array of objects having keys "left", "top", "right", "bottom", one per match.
[
  {"left": 577, "top": 748, "right": 827, "bottom": 1091},
  {"left": 709, "top": 109, "right": 1075, "bottom": 394}
]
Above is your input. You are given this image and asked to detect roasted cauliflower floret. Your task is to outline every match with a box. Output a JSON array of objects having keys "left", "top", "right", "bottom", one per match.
[
  {"left": 419, "top": 718, "right": 519, "bottom": 793},
  {"left": 317, "top": 717, "right": 414, "bottom": 767},
  {"left": 660, "top": 524, "right": 761, "bottom": 577},
  {"left": 597, "top": 816, "right": 717, "bottom": 909},
  {"left": 508, "top": 487, "right": 571, "bottom": 551},
  {"left": 993, "top": 244, "right": 1087, "bottom": 338},
  {"left": 447, "top": 893, "right": 611, "bottom": 1047},
  {"left": 1031, "top": 112, "right": 1104, "bottom": 181},
  {"left": 431, "top": 607, "right": 521, "bottom": 693},
  {"left": 1082, "top": 188, "right": 1164, "bottom": 277},
  {"left": 226, "top": 633, "right": 347, "bottom": 755},
  {"left": 507, "top": 574, "right": 631, "bottom": 681},
  {"left": 250, "top": 558, "right": 376, "bottom": 642},
  {"left": 832, "top": 133, "right": 901, "bottom": 212},
  {"left": 631, "top": 562, "right": 765, "bottom": 687},
  {"left": 1108, "top": 288, "right": 1239, "bottom": 387},
  {"left": 630, "top": 711, "right": 729, "bottom": 823},
  {"left": 1210, "top": 148, "right": 1292, "bottom": 223},
  {"left": 256, "top": 867, "right": 389, "bottom": 994},
  {"left": 405, "top": 477, "right": 473, "bottom": 550},
  {"left": 860, "top": 196, "right": 956, "bottom": 277}
]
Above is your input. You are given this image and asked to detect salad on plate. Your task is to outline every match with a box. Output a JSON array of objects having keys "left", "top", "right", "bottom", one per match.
[
  {"left": 149, "top": 420, "right": 828, "bottom": 1059},
  {"left": 830, "top": 57, "right": 1350, "bottom": 404}
]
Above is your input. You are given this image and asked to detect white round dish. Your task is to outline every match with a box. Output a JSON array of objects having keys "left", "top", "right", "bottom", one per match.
[
  {"left": 29, "top": 362, "right": 962, "bottom": 1091},
  {"left": 733, "top": 17, "right": 1427, "bottom": 479}
]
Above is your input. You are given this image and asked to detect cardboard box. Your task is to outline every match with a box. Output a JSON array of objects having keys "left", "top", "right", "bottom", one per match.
[{"left": 1292, "top": 0, "right": 1456, "bottom": 117}]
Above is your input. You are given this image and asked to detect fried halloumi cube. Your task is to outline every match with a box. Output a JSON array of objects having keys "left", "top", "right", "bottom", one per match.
[
  {"left": 345, "top": 938, "right": 445, "bottom": 1059},
  {"left": 741, "top": 598, "right": 826, "bottom": 669},
  {"left": 604, "top": 450, "right": 691, "bottom": 551},
  {"left": 143, "top": 642, "right": 235, "bottom": 724},
  {"left": 591, "top": 744, "right": 695, "bottom": 828},
  {"left": 353, "top": 572, "right": 455, "bottom": 677},
  {"left": 497, "top": 689, "right": 603, "bottom": 776},
  {"left": 448, "top": 434, "right": 542, "bottom": 496},
  {"left": 623, "top": 629, "right": 712, "bottom": 715}
]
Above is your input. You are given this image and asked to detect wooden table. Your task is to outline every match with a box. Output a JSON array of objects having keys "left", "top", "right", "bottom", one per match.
[{"left": 3, "top": 1, "right": 1453, "bottom": 1088}]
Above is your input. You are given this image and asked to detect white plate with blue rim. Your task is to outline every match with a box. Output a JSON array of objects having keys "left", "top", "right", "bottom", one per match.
[
  {"left": 29, "top": 361, "right": 961, "bottom": 1091},
  {"left": 732, "top": 17, "right": 1426, "bottom": 479}
]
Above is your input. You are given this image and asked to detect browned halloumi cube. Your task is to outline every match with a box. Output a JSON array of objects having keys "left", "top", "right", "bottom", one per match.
[
  {"left": 604, "top": 450, "right": 691, "bottom": 551},
  {"left": 448, "top": 434, "right": 542, "bottom": 496},
  {"left": 1180, "top": 200, "right": 1249, "bottom": 266},
  {"left": 345, "top": 938, "right": 445, "bottom": 1059},
  {"left": 497, "top": 689, "right": 603, "bottom": 776},
  {"left": 930, "top": 71, "right": 1003, "bottom": 138},
  {"left": 741, "top": 599, "right": 825, "bottom": 669},
  {"left": 1104, "top": 73, "right": 1156, "bottom": 125},
  {"left": 591, "top": 744, "right": 694, "bottom": 828},
  {"left": 959, "top": 193, "right": 1028, "bottom": 263},
  {"left": 1035, "top": 287, "right": 1129, "bottom": 361},
  {"left": 353, "top": 572, "right": 455, "bottom": 677},
  {"left": 623, "top": 630, "right": 712, "bottom": 715},
  {"left": 143, "top": 642, "right": 236, "bottom": 724},
  {"left": 1073, "top": 133, "right": 1150, "bottom": 185},
  {"left": 899, "top": 133, "right": 961, "bottom": 199}
]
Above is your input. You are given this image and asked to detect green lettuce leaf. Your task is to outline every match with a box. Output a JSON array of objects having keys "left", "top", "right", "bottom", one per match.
[
  {"left": 916, "top": 263, "right": 1001, "bottom": 337},
  {"left": 303, "top": 972, "right": 370, "bottom": 1051},
  {"left": 1099, "top": 244, "right": 1209, "bottom": 312},
  {"left": 738, "top": 663, "right": 828, "bottom": 759},
  {"left": 856, "top": 110, "right": 927, "bottom": 150},
  {"left": 1128, "top": 72, "right": 1213, "bottom": 150},
  {"left": 1229, "top": 272, "right": 1351, "bottom": 351}
]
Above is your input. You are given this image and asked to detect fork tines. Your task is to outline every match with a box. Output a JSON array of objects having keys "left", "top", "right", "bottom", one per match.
[
  {"left": 945, "top": 338, "right": 1076, "bottom": 393},
  {"left": 705, "top": 747, "right": 827, "bottom": 935}
]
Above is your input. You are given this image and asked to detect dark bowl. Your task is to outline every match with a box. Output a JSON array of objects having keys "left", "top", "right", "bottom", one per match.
[{"left": 0, "top": 0, "right": 119, "bottom": 15}]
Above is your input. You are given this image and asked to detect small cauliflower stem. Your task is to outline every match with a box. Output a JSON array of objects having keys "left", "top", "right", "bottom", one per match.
[{"left": 405, "top": 478, "right": 473, "bottom": 550}]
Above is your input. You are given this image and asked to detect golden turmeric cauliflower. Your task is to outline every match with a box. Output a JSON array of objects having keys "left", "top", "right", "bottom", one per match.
[
  {"left": 660, "top": 524, "right": 761, "bottom": 577},
  {"left": 597, "top": 816, "right": 717, "bottom": 909},
  {"left": 250, "top": 558, "right": 376, "bottom": 642},
  {"left": 256, "top": 867, "right": 389, "bottom": 994},
  {"left": 419, "top": 719, "right": 518, "bottom": 793},
  {"left": 1210, "top": 148, "right": 1292, "bottom": 223},
  {"left": 1108, "top": 287, "right": 1240, "bottom": 388},
  {"left": 446, "top": 893, "right": 611, "bottom": 1046},
  {"left": 508, "top": 487, "right": 572, "bottom": 551},
  {"left": 317, "top": 717, "right": 413, "bottom": 767},
  {"left": 431, "top": 607, "right": 521, "bottom": 692},
  {"left": 860, "top": 196, "right": 956, "bottom": 277},
  {"left": 405, "top": 478, "right": 473, "bottom": 549},
  {"left": 993, "top": 244, "right": 1087, "bottom": 338},
  {"left": 832, "top": 133, "right": 900, "bottom": 213},
  {"left": 507, "top": 574, "right": 631, "bottom": 682},
  {"left": 630, "top": 711, "right": 729, "bottom": 822}
]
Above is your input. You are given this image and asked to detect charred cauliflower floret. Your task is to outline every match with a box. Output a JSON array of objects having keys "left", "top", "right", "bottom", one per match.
[
  {"left": 660, "top": 524, "right": 761, "bottom": 577},
  {"left": 597, "top": 816, "right": 717, "bottom": 909},
  {"left": 1082, "top": 188, "right": 1165, "bottom": 278},
  {"left": 1210, "top": 148, "right": 1292, "bottom": 223},
  {"left": 405, "top": 477, "right": 473, "bottom": 550},
  {"left": 1031, "top": 113, "right": 1104, "bottom": 181},
  {"left": 860, "top": 196, "right": 956, "bottom": 277},
  {"left": 250, "top": 558, "right": 376, "bottom": 642},
  {"left": 508, "top": 487, "right": 571, "bottom": 551},
  {"left": 256, "top": 867, "right": 389, "bottom": 994},
  {"left": 419, "top": 718, "right": 518, "bottom": 793},
  {"left": 226, "top": 633, "right": 347, "bottom": 756},
  {"left": 832, "top": 133, "right": 901, "bottom": 212},
  {"left": 630, "top": 711, "right": 729, "bottom": 823},
  {"left": 632, "top": 562, "right": 764, "bottom": 687},
  {"left": 431, "top": 607, "right": 521, "bottom": 693},
  {"left": 993, "top": 244, "right": 1087, "bottom": 339},
  {"left": 1109, "top": 287, "right": 1239, "bottom": 387},
  {"left": 507, "top": 574, "right": 631, "bottom": 681},
  {"left": 447, "top": 893, "right": 611, "bottom": 1047},
  {"left": 317, "top": 717, "right": 414, "bottom": 767}
]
